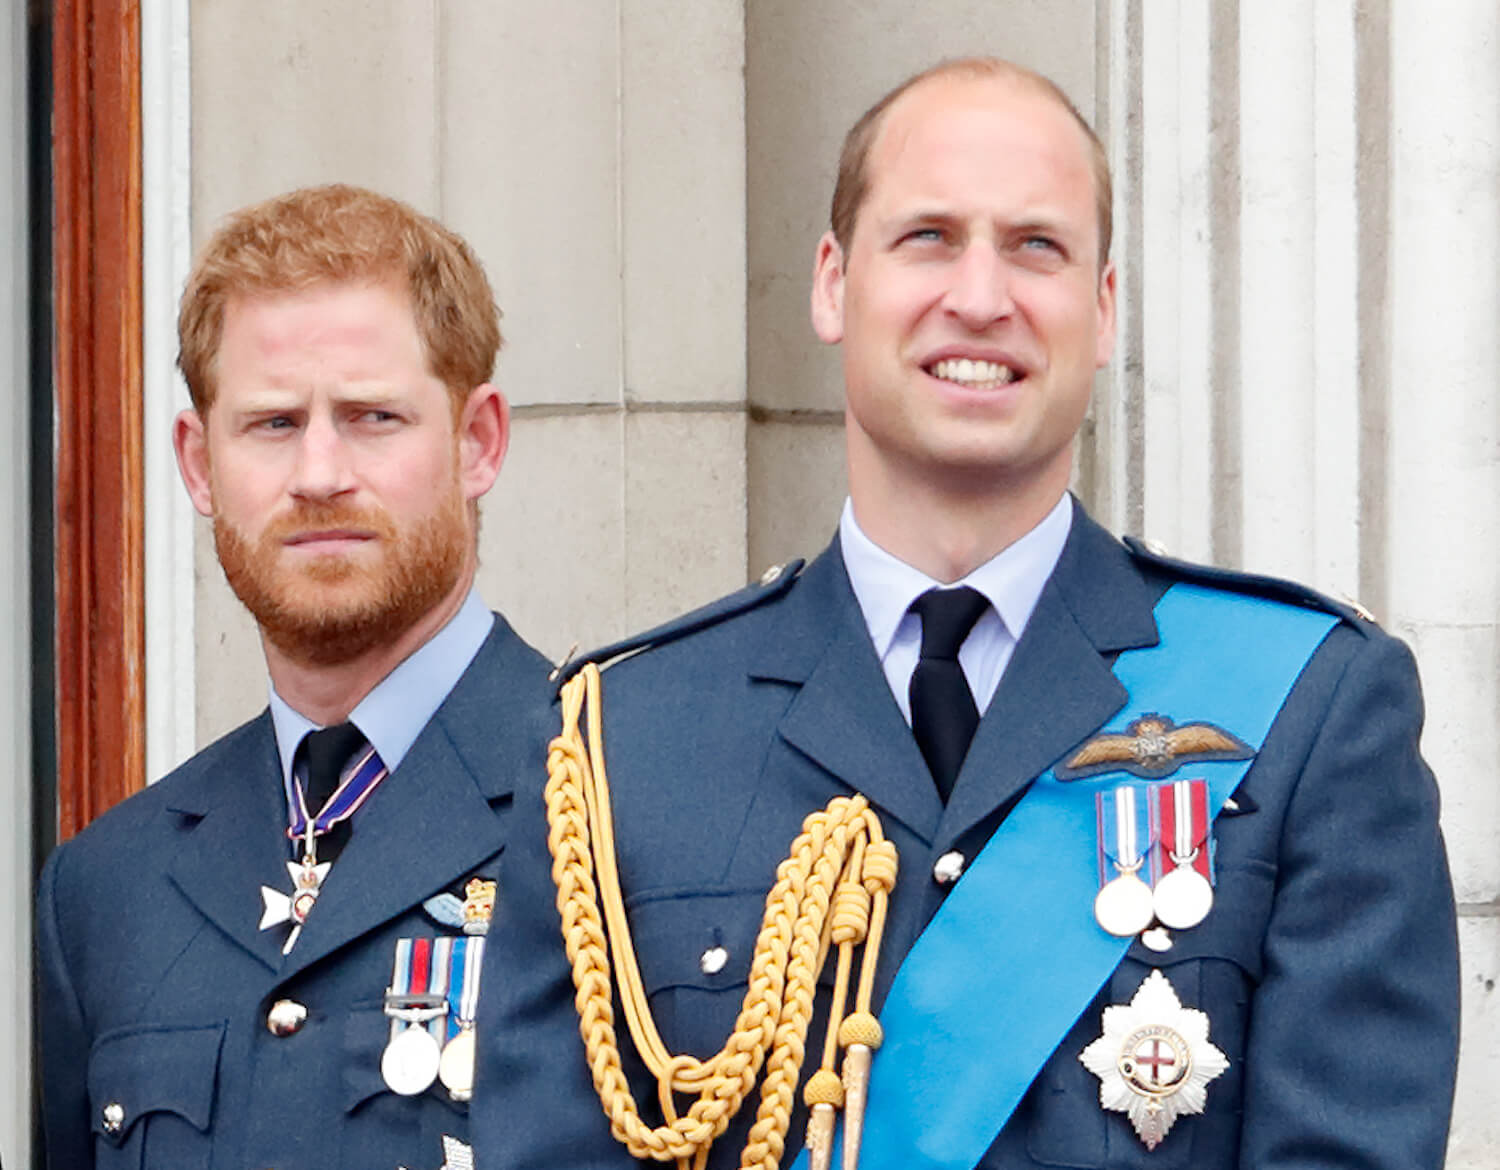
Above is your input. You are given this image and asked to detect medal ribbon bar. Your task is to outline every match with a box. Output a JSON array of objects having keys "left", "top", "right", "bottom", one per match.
[
  {"left": 1153, "top": 779, "right": 1211, "bottom": 882},
  {"left": 449, "top": 936, "right": 484, "bottom": 1035},
  {"left": 445, "top": 937, "right": 468, "bottom": 1042},
  {"left": 428, "top": 937, "right": 455, "bottom": 1045},
  {"left": 1096, "top": 784, "right": 1152, "bottom": 882}
]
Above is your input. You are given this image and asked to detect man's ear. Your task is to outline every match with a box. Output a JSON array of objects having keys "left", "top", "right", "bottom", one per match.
[
  {"left": 810, "top": 231, "right": 847, "bottom": 345},
  {"left": 457, "top": 383, "right": 509, "bottom": 501},
  {"left": 1095, "top": 261, "right": 1118, "bottom": 369},
  {"left": 173, "top": 409, "right": 215, "bottom": 517}
]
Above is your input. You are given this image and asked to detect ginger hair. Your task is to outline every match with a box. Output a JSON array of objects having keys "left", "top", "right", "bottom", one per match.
[{"left": 178, "top": 184, "right": 501, "bottom": 412}]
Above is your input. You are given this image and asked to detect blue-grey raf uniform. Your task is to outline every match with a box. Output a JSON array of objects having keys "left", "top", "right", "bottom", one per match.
[
  {"left": 37, "top": 618, "right": 550, "bottom": 1170},
  {"left": 477, "top": 502, "right": 1459, "bottom": 1169}
]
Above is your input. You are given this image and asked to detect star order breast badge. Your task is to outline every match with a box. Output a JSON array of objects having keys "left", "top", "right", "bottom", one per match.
[{"left": 1079, "top": 969, "right": 1229, "bottom": 1149}]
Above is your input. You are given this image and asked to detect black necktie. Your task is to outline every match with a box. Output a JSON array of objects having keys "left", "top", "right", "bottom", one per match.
[
  {"left": 909, "top": 587, "right": 990, "bottom": 802},
  {"left": 297, "top": 722, "right": 367, "bottom": 863}
]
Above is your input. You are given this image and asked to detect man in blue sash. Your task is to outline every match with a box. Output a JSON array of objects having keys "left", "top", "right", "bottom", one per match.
[
  {"left": 37, "top": 185, "right": 551, "bottom": 1170},
  {"left": 479, "top": 59, "right": 1459, "bottom": 1169}
]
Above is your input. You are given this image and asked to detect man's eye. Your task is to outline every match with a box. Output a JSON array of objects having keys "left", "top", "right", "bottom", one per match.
[
  {"left": 1022, "top": 235, "right": 1063, "bottom": 255},
  {"left": 903, "top": 227, "right": 945, "bottom": 244},
  {"left": 260, "top": 416, "right": 296, "bottom": 431}
]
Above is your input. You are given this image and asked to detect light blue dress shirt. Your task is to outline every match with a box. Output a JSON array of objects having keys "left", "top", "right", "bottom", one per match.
[
  {"left": 839, "top": 494, "right": 1071, "bottom": 723},
  {"left": 268, "top": 586, "right": 495, "bottom": 795}
]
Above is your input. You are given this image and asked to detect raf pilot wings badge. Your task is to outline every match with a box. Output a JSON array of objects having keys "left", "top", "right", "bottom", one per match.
[{"left": 1053, "top": 714, "right": 1253, "bottom": 781}]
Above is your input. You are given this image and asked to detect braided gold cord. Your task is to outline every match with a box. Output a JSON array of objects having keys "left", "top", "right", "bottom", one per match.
[{"left": 546, "top": 664, "right": 896, "bottom": 1170}]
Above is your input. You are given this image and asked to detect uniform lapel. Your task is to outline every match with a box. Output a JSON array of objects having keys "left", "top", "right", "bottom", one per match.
[
  {"left": 277, "top": 620, "right": 547, "bottom": 981},
  {"left": 164, "top": 715, "right": 295, "bottom": 973},
  {"left": 938, "top": 506, "right": 1163, "bottom": 848},
  {"left": 755, "top": 545, "right": 944, "bottom": 844}
]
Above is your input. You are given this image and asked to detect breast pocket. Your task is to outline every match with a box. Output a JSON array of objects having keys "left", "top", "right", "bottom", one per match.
[
  {"left": 341, "top": 999, "right": 468, "bottom": 1170},
  {"left": 1018, "top": 860, "right": 1274, "bottom": 1169},
  {"left": 626, "top": 889, "right": 776, "bottom": 1063},
  {"left": 88, "top": 1022, "right": 224, "bottom": 1170}
]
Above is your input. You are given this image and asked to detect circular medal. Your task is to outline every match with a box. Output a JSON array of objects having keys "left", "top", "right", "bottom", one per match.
[
  {"left": 381, "top": 1025, "right": 442, "bottom": 1096},
  {"left": 1153, "top": 864, "right": 1214, "bottom": 930},
  {"left": 1094, "top": 872, "right": 1155, "bottom": 937},
  {"left": 439, "top": 1026, "right": 476, "bottom": 1100}
]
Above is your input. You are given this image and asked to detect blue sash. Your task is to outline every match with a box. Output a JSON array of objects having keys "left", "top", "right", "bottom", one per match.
[{"left": 792, "top": 583, "right": 1337, "bottom": 1170}]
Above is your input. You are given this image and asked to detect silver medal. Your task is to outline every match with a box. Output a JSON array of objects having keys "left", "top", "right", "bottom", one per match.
[
  {"left": 1153, "top": 863, "right": 1214, "bottom": 929},
  {"left": 1095, "top": 785, "right": 1155, "bottom": 936},
  {"left": 1094, "top": 871, "right": 1156, "bottom": 937},
  {"left": 438, "top": 1027, "right": 476, "bottom": 1101},
  {"left": 382, "top": 1025, "right": 442, "bottom": 1096}
]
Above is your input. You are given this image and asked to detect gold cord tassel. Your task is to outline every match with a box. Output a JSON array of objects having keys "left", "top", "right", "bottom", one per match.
[
  {"left": 837, "top": 1015, "right": 882, "bottom": 1170},
  {"left": 546, "top": 664, "right": 897, "bottom": 1170}
]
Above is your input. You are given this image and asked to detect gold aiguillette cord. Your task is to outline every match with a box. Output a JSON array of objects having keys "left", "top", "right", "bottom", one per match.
[{"left": 546, "top": 664, "right": 897, "bottom": 1170}]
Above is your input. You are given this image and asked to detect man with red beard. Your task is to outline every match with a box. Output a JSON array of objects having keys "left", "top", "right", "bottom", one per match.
[{"left": 36, "top": 185, "right": 551, "bottom": 1170}]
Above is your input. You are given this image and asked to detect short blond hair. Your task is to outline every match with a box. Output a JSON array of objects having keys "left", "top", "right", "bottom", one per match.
[
  {"left": 178, "top": 184, "right": 501, "bottom": 412},
  {"left": 829, "top": 57, "right": 1113, "bottom": 265}
]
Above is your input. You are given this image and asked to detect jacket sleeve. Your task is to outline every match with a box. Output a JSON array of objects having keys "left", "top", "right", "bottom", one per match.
[
  {"left": 1240, "top": 630, "right": 1459, "bottom": 1167},
  {"left": 37, "top": 843, "right": 94, "bottom": 1170}
]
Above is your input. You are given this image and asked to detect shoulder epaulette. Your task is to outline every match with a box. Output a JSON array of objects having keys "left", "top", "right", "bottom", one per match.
[
  {"left": 1122, "top": 536, "right": 1377, "bottom": 627},
  {"left": 551, "top": 559, "right": 806, "bottom": 690}
]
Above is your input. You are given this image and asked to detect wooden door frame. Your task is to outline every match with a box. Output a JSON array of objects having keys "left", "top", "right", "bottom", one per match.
[{"left": 51, "top": 0, "right": 146, "bottom": 840}]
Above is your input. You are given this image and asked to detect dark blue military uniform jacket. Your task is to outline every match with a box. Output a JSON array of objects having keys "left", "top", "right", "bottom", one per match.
[
  {"left": 477, "top": 505, "right": 1459, "bottom": 1169},
  {"left": 37, "top": 617, "right": 551, "bottom": 1170}
]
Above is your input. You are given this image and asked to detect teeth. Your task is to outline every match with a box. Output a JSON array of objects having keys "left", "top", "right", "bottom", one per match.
[{"left": 931, "top": 358, "right": 1018, "bottom": 386}]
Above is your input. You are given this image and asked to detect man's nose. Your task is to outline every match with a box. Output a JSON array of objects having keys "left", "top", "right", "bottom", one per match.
[
  {"left": 289, "top": 414, "right": 355, "bottom": 500},
  {"left": 943, "top": 243, "right": 1015, "bottom": 329}
]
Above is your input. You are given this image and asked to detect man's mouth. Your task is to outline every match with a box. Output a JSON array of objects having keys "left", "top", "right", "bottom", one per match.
[
  {"left": 283, "top": 529, "right": 376, "bottom": 549},
  {"left": 927, "top": 358, "right": 1021, "bottom": 389}
]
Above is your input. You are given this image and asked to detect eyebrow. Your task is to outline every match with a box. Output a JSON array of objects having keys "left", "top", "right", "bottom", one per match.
[{"left": 879, "top": 208, "right": 1078, "bottom": 241}]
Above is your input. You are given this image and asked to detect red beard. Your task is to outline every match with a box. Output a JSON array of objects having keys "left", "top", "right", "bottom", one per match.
[{"left": 214, "top": 492, "right": 469, "bottom": 667}]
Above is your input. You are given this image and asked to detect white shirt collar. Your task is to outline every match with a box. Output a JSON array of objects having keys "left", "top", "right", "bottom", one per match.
[{"left": 839, "top": 492, "right": 1073, "bottom": 656}]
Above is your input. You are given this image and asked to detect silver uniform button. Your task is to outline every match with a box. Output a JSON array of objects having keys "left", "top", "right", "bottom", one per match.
[
  {"left": 699, "top": 945, "right": 729, "bottom": 975},
  {"left": 759, "top": 563, "right": 783, "bottom": 586},
  {"left": 267, "top": 998, "right": 308, "bottom": 1037},
  {"left": 101, "top": 1101, "right": 125, "bottom": 1134},
  {"left": 933, "top": 851, "right": 965, "bottom": 885}
]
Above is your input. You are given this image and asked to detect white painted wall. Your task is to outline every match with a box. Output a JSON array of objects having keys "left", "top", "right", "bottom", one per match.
[{"left": 1, "top": 2, "right": 32, "bottom": 1165}]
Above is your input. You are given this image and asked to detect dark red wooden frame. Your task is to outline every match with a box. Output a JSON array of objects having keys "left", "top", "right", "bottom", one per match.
[{"left": 52, "top": 0, "right": 145, "bottom": 840}]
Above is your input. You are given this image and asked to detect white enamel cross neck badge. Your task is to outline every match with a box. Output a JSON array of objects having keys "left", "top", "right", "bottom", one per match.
[
  {"left": 259, "top": 858, "right": 332, "bottom": 954},
  {"left": 1079, "top": 970, "right": 1229, "bottom": 1150}
]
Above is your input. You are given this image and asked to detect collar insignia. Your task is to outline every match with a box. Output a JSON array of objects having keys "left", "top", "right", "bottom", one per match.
[
  {"left": 1079, "top": 970, "right": 1229, "bottom": 1149},
  {"left": 1055, "top": 714, "right": 1252, "bottom": 781}
]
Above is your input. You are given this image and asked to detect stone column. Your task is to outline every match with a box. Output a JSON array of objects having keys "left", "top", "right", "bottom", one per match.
[
  {"left": 1109, "top": 2, "right": 1498, "bottom": 1162},
  {"left": 1387, "top": 4, "right": 1500, "bottom": 1163}
]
